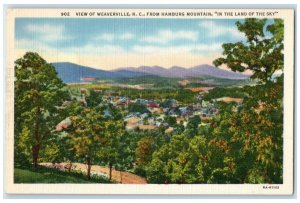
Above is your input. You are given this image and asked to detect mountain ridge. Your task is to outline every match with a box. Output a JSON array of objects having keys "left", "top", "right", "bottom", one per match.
[
  {"left": 52, "top": 62, "right": 250, "bottom": 83},
  {"left": 114, "top": 64, "right": 249, "bottom": 79}
]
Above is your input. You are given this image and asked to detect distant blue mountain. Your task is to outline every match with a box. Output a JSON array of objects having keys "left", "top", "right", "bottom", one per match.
[
  {"left": 190, "top": 64, "right": 248, "bottom": 80},
  {"left": 51, "top": 62, "right": 250, "bottom": 83},
  {"left": 51, "top": 62, "right": 148, "bottom": 83},
  {"left": 117, "top": 64, "right": 250, "bottom": 80}
]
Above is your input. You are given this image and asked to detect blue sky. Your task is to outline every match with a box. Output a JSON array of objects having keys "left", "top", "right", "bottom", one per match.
[{"left": 15, "top": 18, "right": 253, "bottom": 70}]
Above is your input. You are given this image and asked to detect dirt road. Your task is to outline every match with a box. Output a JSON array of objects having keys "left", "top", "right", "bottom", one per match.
[{"left": 40, "top": 162, "right": 147, "bottom": 184}]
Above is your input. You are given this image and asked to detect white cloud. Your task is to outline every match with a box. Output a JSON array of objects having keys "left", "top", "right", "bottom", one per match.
[
  {"left": 141, "top": 29, "right": 198, "bottom": 44},
  {"left": 73, "top": 44, "right": 126, "bottom": 55},
  {"left": 96, "top": 32, "right": 134, "bottom": 41},
  {"left": 24, "top": 24, "right": 69, "bottom": 42},
  {"left": 119, "top": 33, "right": 134, "bottom": 40},
  {"left": 96, "top": 33, "right": 114, "bottom": 41},
  {"left": 15, "top": 39, "right": 57, "bottom": 54},
  {"left": 16, "top": 38, "right": 125, "bottom": 56},
  {"left": 16, "top": 33, "right": 220, "bottom": 58},
  {"left": 199, "top": 20, "right": 244, "bottom": 39},
  {"left": 132, "top": 43, "right": 221, "bottom": 54}
]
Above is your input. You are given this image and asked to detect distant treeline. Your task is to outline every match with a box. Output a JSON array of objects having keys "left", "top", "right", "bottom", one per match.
[
  {"left": 108, "top": 87, "right": 198, "bottom": 104},
  {"left": 202, "top": 87, "right": 247, "bottom": 101}
]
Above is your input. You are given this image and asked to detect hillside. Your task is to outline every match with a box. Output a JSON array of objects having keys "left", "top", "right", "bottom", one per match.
[{"left": 52, "top": 62, "right": 149, "bottom": 83}]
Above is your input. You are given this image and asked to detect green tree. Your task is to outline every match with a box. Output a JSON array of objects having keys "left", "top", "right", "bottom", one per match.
[
  {"left": 174, "top": 122, "right": 185, "bottom": 134},
  {"left": 66, "top": 106, "right": 106, "bottom": 179},
  {"left": 135, "top": 136, "right": 155, "bottom": 166},
  {"left": 146, "top": 134, "right": 208, "bottom": 184},
  {"left": 146, "top": 144, "right": 169, "bottom": 183},
  {"left": 14, "top": 52, "right": 67, "bottom": 168},
  {"left": 97, "top": 119, "right": 124, "bottom": 181},
  {"left": 86, "top": 89, "right": 102, "bottom": 107},
  {"left": 185, "top": 115, "right": 201, "bottom": 138},
  {"left": 166, "top": 116, "right": 177, "bottom": 127},
  {"left": 212, "top": 19, "right": 284, "bottom": 183},
  {"left": 128, "top": 102, "right": 150, "bottom": 114},
  {"left": 213, "top": 19, "right": 283, "bottom": 84}
]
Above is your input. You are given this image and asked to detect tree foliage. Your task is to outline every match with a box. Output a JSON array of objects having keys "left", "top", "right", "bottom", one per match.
[
  {"left": 185, "top": 115, "right": 201, "bottom": 138},
  {"left": 135, "top": 136, "right": 155, "bottom": 166},
  {"left": 128, "top": 103, "right": 150, "bottom": 114},
  {"left": 14, "top": 52, "right": 67, "bottom": 168},
  {"left": 213, "top": 19, "right": 283, "bottom": 83},
  {"left": 86, "top": 89, "right": 102, "bottom": 107},
  {"left": 146, "top": 134, "right": 208, "bottom": 184},
  {"left": 66, "top": 106, "right": 105, "bottom": 178},
  {"left": 210, "top": 18, "right": 284, "bottom": 183}
]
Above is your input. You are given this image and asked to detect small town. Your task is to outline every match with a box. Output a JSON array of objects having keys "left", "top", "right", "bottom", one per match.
[{"left": 56, "top": 85, "right": 244, "bottom": 135}]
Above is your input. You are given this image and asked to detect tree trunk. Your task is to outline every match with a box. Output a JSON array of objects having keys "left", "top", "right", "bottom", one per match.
[
  {"left": 120, "top": 170, "right": 123, "bottom": 184},
  {"left": 68, "top": 163, "right": 72, "bottom": 173},
  {"left": 109, "top": 163, "right": 113, "bottom": 181},
  {"left": 87, "top": 157, "right": 92, "bottom": 179},
  {"left": 32, "top": 144, "right": 40, "bottom": 169},
  {"left": 33, "top": 107, "right": 41, "bottom": 169}
]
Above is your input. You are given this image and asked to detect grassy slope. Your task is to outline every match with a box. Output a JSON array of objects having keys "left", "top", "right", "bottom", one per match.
[{"left": 14, "top": 167, "right": 110, "bottom": 184}]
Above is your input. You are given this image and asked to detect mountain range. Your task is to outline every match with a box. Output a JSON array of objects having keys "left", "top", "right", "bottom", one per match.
[
  {"left": 52, "top": 62, "right": 249, "bottom": 83},
  {"left": 114, "top": 65, "right": 249, "bottom": 79}
]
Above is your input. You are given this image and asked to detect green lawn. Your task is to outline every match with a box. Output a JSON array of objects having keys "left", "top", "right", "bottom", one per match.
[{"left": 14, "top": 167, "right": 111, "bottom": 184}]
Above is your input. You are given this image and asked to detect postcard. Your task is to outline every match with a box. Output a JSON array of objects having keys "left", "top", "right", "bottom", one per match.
[{"left": 5, "top": 8, "right": 294, "bottom": 195}]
